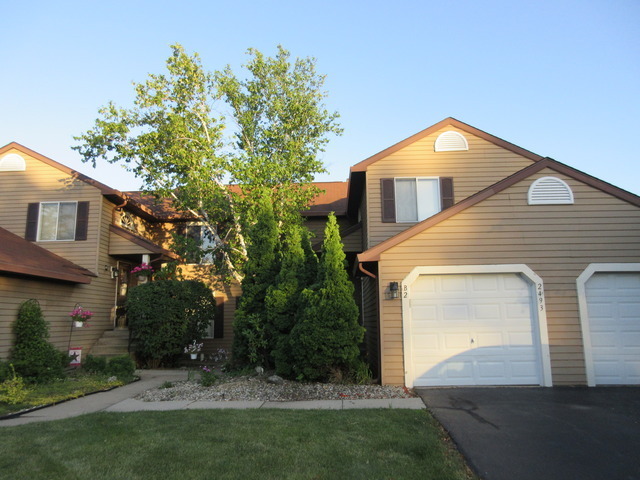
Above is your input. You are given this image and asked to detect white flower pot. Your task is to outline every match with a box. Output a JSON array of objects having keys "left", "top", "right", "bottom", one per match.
[
  {"left": 73, "top": 321, "right": 84, "bottom": 328},
  {"left": 190, "top": 353, "right": 198, "bottom": 360}
]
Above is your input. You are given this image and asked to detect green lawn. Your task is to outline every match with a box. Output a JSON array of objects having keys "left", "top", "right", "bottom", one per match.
[{"left": 0, "top": 409, "right": 476, "bottom": 480}]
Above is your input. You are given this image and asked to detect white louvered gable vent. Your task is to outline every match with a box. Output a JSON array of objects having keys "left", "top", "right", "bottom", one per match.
[
  {"left": 434, "top": 131, "right": 469, "bottom": 152},
  {"left": 0, "top": 153, "right": 26, "bottom": 172},
  {"left": 528, "top": 176, "right": 574, "bottom": 205}
]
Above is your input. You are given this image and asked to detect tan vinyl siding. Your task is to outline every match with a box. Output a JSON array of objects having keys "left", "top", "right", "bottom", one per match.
[
  {"left": 306, "top": 216, "right": 361, "bottom": 251},
  {"left": 0, "top": 149, "right": 103, "bottom": 274},
  {"left": 365, "top": 126, "right": 534, "bottom": 248},
  {"left": 376, "top": 169, "right": 640, "bottom": 386},
  {"left": 0, "top": 151, "right": 121, "bottom": 358},
  {"left": 360, "top": 275, "right": 380, "bottom": 379}
]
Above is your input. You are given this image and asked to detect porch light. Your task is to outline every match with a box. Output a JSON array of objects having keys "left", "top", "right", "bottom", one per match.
[{"left": 389, "top": 282, "right": 399, "bottom": 299}]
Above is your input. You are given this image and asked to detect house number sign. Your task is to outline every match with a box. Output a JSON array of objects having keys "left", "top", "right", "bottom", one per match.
[{"left": 537, "top": 283, "right": 545, "bottom": 311}]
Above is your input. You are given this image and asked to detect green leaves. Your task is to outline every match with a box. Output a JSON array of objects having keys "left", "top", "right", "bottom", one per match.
[{"left": 75, "top": 44, "right": 340, "bottom": 282}]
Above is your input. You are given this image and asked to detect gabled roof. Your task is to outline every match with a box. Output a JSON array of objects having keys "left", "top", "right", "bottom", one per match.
[
  {"left": 346, "top": 118, "right": 545, "bottom": 219},
  {"left": 0, "top": 226, "right": 96, "bottom": 283},
  {"left": 350, "top": 117, "right": 544, "bottom": 173},
  {"left": 0, "top": 142, "right": 160, "bottom": 221},
  {"left": 357, "top": 157, "right": 640, "bottom": 263}
]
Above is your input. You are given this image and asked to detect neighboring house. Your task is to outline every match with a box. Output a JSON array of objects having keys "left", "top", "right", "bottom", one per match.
[
  {"left": 2, "top": 116, "right": 639, "bottom": 389},
  {"left": 349, "top": 118, "right": 640, "bottom": 388},
  {"left": 0, "top": 142, "right": 176, "bottom": 360}
]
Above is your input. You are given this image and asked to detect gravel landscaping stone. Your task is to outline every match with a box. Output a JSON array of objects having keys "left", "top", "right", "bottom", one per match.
[{"left": 137, "top": 372, "right": 415, "bottom": 402}]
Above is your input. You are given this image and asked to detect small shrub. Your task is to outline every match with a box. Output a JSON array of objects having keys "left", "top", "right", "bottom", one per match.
[
  {"left": 200, "top": 366, "right": 217, "bottom": 387},
  {"left": 0, "top": 365, "right": 30, "bottom": 405},
  {"left": 10, "top": 299, "right": 68, "bottom": 382},
  {"left": 107, "top": 355, "right": 136, "bottom": 381},
  {"left": 158, "top": 381, "right": 174, "bottom": 389},
  {"left": 83, "top": 355, "right": 108, "bottom": 375}
]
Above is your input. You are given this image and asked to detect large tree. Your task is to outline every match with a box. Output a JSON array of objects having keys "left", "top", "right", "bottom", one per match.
[{"left": 74, "top": 44, "right": 341, "bottom": 282}]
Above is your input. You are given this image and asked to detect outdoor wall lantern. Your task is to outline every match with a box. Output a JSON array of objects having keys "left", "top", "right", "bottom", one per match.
[{"left": 389, "top": 281, "right": 399, "bottom": 299}]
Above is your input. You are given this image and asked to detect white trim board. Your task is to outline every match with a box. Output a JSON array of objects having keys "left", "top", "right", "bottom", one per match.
[{"left": 577, "top": 263, "right": 640, "bottom": 387}]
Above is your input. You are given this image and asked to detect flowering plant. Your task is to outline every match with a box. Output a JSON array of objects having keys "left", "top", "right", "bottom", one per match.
[
  {"left": 70, "top": 306, "right": 93, "bottom": 326},
  {"left": 184, "top": 340, "right": 203, "bottom": 354},
  {"left": 200, "top": 365, "right": 217, "bottom": 387},
  {"left": 131, "top": 263, "right": 154, "bottom": 276}
]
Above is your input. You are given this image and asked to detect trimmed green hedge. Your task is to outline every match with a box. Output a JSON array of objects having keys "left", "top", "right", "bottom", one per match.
[{"left": 126, "top": 280, "right": 215, "bottom": 367}]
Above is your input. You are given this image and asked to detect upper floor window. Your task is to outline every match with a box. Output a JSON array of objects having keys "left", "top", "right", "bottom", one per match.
[
  {"left": 38, "top": 202, "right": 78, "bottom": 241},
  {"left": 528, "top": 176, "right": 574, "bottom": 205},
  {"left": 182, "top": 222, "right": 216, "bottom": 264},
  {"left": 381, "top": 177, "right": 454, "bottom": 223},
  {"left": 25, "top": 201, "right": 89, "bottom": 242},
  {"left": 434, "top": 131, "right": 469, "bottom": 152}
]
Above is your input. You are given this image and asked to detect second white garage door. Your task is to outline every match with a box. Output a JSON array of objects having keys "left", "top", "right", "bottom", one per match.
[
  {"left": 584, "top": 272, "right": 640, "bottom": 385},
  {"left": 407, "top": 272, "right": 542, "bottom": 387}
]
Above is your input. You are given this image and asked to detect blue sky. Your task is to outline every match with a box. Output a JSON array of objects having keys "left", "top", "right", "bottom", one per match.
[{"left": 2, "top": 0, "right": 639, "bottom": 194}]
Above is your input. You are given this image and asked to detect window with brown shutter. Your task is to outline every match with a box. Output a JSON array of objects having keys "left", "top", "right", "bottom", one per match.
[
  {"left": 440, "top": 177, "right": 455, "bottom": 209},
  {"left": 25, "top": 203, "right": 39, "bottom": 241},
  {"left": 381, "top": 177, "right": 455, "bottom": 223},
  {"left": 214, "top": 296, "right": 225, "bottom": 338},
  {"left": 380, "top": 178, "right": 396, "bottom": 223},
  {"left": 75, "top": 202, "right": 90, "bottom": 240}
]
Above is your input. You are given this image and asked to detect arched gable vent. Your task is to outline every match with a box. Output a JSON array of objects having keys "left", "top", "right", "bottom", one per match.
[
  {"left": 528, "top": 176, "right": 574, "bottom": 205},
  {"left": 434, "top": 131, "right": 469, "bottom": 152},
  {"left": 0, "top": 153, "right": 26, "bottom": 172}
]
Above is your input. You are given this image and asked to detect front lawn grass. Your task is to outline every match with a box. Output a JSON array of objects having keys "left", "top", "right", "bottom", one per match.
[
  {"left": 0, "top": 409, "right": 476, "bottom": 480},
  {"left": 0, "top": 374, "right": 124, "bottom": 417}
]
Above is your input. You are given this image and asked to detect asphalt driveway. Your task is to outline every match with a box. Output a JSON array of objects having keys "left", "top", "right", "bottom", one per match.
[{"left": 416, "top": 387, "right": 640, "bottom": 480}]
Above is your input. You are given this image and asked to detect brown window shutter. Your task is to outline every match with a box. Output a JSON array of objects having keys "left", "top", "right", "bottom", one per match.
[
  {"left": 75, "top": 202, "right": 90, "bottom": 241},
  {"left": 214, "top": 296, "right": 224, "bottom": 338},
  {"left": 440, "top": 177, "right": 454, "bottom": 210},
  {"left": 380, "top": 178, "right": 396, "bottom": 223},
  {"left": 25, "top": 203, "right": 40, "bottom": 241}
]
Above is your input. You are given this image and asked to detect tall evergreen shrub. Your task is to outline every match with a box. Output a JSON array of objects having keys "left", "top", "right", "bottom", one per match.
[
  {"left": 11, "top": 299, "right": 67, "bottom": 382},
  {"left": 232, "top": 195, "right": 280, "bottom": 366},
  {"left": 265, "top": 224, "right": 317, "bottom": 376},
  {"left": 288, "top": 213, "right": 365, "bottom": 381}
]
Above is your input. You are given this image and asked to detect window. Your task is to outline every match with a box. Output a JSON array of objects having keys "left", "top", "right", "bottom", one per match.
[
  {"left": 25, "top": 202, "right": 89, "bottom": 242},
  {"left": 396, "top": 178, "right": 440, "bottom": 222},
  {"left": 183, "top": 223, "right": 216, "bottom": 264},
  {"left": 381, "top": 177, "right": 454, "bottom": 223},
  {"left": 39, "top": 202, "right": 77, "bottom": 240}
]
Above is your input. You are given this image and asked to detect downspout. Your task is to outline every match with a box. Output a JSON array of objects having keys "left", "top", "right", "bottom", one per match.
[{"left": 358, "top": 262, "right": 377, "bottom": 279}]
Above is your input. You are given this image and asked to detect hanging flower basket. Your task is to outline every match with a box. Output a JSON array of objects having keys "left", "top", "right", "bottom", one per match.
[
  {"left": 131, "top": 263, "right": 154, "bottom": 280},
  {"left": 70, "top": 306, "right": 93, "bottom": 328}
]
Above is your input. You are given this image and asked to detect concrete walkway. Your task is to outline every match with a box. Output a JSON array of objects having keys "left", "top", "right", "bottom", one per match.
[{"left": 1, "top": 369, "right": 424, "bottom": 427}]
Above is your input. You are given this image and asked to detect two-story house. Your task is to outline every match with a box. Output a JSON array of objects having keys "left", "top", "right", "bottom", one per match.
[
  {"left": 0, "top": 142, "right": 179, "bottom": 360},
  {"left": 349, "top": 118, "right": 640, "bottom": 388},
  {"left": 2, "top": 117, "right": 639, "bottom": 389}
]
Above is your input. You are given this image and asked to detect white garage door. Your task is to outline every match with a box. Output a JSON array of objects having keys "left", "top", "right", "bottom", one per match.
[
  {"left": 585, "top": 273, "right": 640, "bottom": 385},
  {"left": 407, "top": 273, "right": 542, "bottom": 386}
]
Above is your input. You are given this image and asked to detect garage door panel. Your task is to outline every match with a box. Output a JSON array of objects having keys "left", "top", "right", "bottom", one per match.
[
  {"left": 442, "top": 304, "right": 472, "bottom": 321},
  {"left": 408, "top": 273, "right": 542, "bottom": 386},
  {"left": 586, "top": 272, "right": 640, "bottom": 385}
]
